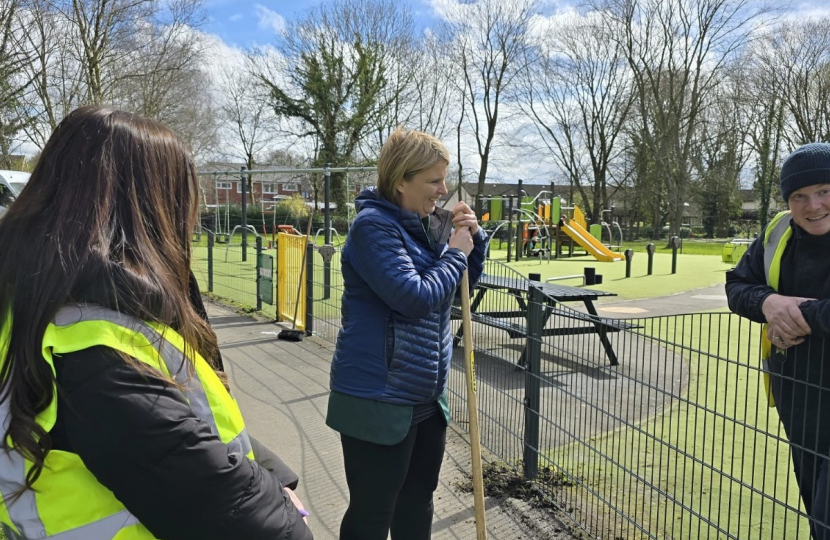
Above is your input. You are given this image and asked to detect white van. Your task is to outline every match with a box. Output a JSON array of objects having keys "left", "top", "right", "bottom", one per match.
[
  {"left": 0, "top": 170, "right": 30, "bottom": 197},
  {"left": 0, "top": 170, "right": 30, "bottom": 217}
]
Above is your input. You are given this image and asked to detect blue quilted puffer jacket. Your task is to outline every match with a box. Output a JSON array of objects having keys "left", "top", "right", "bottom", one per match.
[{"left": 330, "top": 188, "right": 487, "bottom": 404}]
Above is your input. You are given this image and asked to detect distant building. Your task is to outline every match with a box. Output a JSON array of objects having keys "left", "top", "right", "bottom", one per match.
[
  {"left": 462, "top": 181, "right": 563, "bottom": 201},
  {"left": 199, "top": 163, "right": 315, "bottom": 207},
  {"left": 739, "top": 189, "right": 785, "bottom": 220}
]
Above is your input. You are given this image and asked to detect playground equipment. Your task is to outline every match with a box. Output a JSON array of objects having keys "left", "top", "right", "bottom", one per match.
[
  {"left": 225, "top": 225, "right": 260, "bottom": 261},
  {"left": 722, "top": 238, "right": 752, "bottom": 264},
  {"left": 207, "top": 178, "right": 232, "bottom": 243},
  {"left": 480, "top": 192, "right": 558, "bottom": 262},
  {"left": 599, "top": 208, "right": 624, "bottom": 251},
  {"left": 480, "top": 190, "right": 624, "bottom": 262},
  {"left": 314, "top": 227, "right": 343, "bottom": 246},
  {"left": 487, "top": 206, "right": 553, "bottom": 261},
  {"left": 559, "top": 216, "right": 624, "bottom": 262},
  {"left": 260, "top": 193, "right": 284, "bottom": 249},
  {"left": 600, "top": 221, "right": 624, "bottom": 251}
]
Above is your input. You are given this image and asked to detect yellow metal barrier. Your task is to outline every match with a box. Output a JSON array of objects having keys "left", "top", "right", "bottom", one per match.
[{"left": 277, "top": 232, "right": 307, "bottom": 329}]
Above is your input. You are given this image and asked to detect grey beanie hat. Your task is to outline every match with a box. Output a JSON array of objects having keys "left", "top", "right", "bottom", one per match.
[{"left": 780, "top": 142, "right": 830, "bottom": 201}]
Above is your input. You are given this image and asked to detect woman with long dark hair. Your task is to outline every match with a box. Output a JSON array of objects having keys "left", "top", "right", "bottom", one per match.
[{"left": 0, "top": 107, "right": 313, "bottom": 539}]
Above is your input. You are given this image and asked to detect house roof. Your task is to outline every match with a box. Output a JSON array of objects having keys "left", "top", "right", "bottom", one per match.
[
  {"left": 199, "top": 162, "right": 307, "bottom": 180},
  {"left": 461, "top": 182, "right": 569, "bottom": 199},
  {"left": 739, "top": 189, "right": 757, "bottom": 202}
]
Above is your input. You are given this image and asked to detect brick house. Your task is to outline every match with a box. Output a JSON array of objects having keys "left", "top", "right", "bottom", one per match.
[{"left": 199, "top": 162, "right": 314, "bottom": 208}]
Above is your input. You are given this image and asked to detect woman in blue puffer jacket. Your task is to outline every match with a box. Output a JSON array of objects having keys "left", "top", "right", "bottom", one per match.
[{"left": 326, "top": 127, "right": 487, "bottom": 540}]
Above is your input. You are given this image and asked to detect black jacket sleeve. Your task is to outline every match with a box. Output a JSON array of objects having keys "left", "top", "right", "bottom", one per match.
[
  {"left": 53, "top": 347, "right": 313, "bottom": 540},
  {"left": 725, "top": 235, "right": 776, "bottom": 323},
  {"left": 799, "top": 299, "right": 830, "bottom": 336},
  {"left": 250, "top": 435, "right": 300, "bottom": 490}
]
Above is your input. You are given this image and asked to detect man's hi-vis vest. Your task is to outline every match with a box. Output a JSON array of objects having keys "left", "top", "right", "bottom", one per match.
[
  {"left": 760, "top": 211, "right": 794, "bottom": 408},
  {"left": 0, "top": 304, "right": 253, "bottom": 539}
]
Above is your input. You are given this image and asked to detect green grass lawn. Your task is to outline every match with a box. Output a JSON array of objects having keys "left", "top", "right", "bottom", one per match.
[
  {"left": 487, "top": 247, "right": 734, "bottom": 301},
  {"left": 488, "top": 236, "right": 730, "bottom": 256},
  {"left": 547, "top": 316, "right": 808, "bottom": 539},
  {"left": 623, "top": 237, "right": 731, "bottom": 256},
  {"left": 192, "top": 239, "right": 736, "bottom": 316}
]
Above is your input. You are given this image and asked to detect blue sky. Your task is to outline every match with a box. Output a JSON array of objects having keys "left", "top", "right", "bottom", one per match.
[{"left": 202, "top": 0, "right": 441, "bottom": 49}]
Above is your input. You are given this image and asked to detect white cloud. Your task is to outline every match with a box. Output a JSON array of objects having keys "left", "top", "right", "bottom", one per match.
[
  {"left": 229, "top": 13, "right": 243, "bottom": 22},
  {"left": 787, "top": 2, "right": 830, "bottom": 20},
  {"left": 427, "top": 0, "right": 467, "bottom": 24},
  {"left": 199, "top": 31, "right": 248, "bottom": 76},
  {"left": 255, "top": 4, "right": 286, "bottom": 34}
]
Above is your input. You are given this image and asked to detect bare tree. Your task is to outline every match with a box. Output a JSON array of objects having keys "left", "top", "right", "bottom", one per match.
[
  {"left": 442, "top": 0, "right": 537, "bottom": 216},
  {"left": 737, "top": 35, "right": 787, "bottom": 230},
  {"left": 65, "top": 0, "right": 156, "bottom": 104},
  {"left": 255, "top": 0, "right": 415, "bottom": 214},
  {"left": 369, "top": 31, "right": 456, "bottom": 147},
  {"left": 692, "top": 70, "right": 748, "bottom": 237},
  {"left": 216, "top": 66, "right": 280, "bottom": 202},
  {"left": 20, "top": 0, "right": 83, "bottom": 146},
  {"left": 111, "top": 0, "right": 205, "bottom": 115},
  {"left": 21, "top": 0, "right": 207, "bottom": 148},
  {"left": 156, "top": 67, "right": 220, "bottom": 165},
  {"left": 760, "top": 18, "right": 830, "bottom": 146},
  {"left": 595, "top": 0, "right": 768, "bottom": 236},
  {"left": 0, "top": 0, "right": 34, "bottom": 165},
  {"left": 521, "top": 13, "right": 634, "bottom": 223}
]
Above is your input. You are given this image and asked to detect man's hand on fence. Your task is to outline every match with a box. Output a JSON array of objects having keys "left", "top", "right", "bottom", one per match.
[{"left": 762, "top": 293, "right": 814, "bottom": 346}]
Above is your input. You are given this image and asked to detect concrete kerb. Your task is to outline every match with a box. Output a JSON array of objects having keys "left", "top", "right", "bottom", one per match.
[{"left": 206, "top": 300, "right": 582, "bottom": 540}]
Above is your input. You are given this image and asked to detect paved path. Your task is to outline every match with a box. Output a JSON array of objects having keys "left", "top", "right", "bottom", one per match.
[
  {"left": 595, "top": 283, "right": 729, "bottom": 317},
  {"left": 209, "top": 302, "right": 580, "bottom": 540}
]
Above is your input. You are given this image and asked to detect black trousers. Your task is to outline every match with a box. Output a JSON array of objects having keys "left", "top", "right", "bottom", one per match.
[
  {"left": 789, "top": 445, "right": 830, "bottom": 540},
  {"left": 339, "top": 413, "right": 446, "bottom": 540},
  {"left": 770, "top": 353, "right": 830, "bottom": 540}
]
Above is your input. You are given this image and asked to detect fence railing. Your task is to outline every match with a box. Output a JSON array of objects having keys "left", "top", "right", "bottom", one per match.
[{"left": 193, "top": 236, "right": 825, "bottom": 540}]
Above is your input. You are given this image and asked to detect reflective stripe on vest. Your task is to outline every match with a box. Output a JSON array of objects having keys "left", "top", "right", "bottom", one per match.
[
  {"left": 0, "top": 305, "right": 251, "bottom": 539},
  {"left": 763, "top": 211, "right": 793, "bottom": 290},
  {"left": 759, "top": 211, "right": 793, "bottom": 408},
  {"left": 52, "top": 306, "right": 252, "bottom": 458},
  {"left": 1, "top": 512, "right": 140, "bottom": 540}
]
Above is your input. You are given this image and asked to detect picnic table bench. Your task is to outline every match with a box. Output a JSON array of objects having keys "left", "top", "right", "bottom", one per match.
[{"left": 451, "top": 274, "right": 638, "bottom": 366}]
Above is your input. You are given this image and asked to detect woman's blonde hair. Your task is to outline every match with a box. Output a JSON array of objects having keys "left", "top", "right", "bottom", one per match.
[{"left": 377, "top": 127, "right": 450, "bottom": 205}]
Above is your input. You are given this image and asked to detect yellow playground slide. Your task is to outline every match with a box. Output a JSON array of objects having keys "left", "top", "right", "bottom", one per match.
[{"left": 560, "top": 217, "right": 624, "bottom": 262}]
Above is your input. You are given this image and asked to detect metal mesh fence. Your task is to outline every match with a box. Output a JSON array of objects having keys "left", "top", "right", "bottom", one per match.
[
  {"left": 197, "top": 240, "right": 826, "bottom": 540},
  {"left": 192, "top": 232, "right": 263, "bottom": 309}
]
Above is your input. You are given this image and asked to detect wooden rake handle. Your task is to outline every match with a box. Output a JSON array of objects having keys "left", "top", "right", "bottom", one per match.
[
  {"left": 460, "top": 269, "right": 487, "bottom": 539},
  {"left": 290, "top": 212, "right": 314, "bottom": 330}
]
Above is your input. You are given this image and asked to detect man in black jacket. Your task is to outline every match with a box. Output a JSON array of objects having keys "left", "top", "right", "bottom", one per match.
[{"left": 726, "top": 142, "right": 830, "bottom": 539}]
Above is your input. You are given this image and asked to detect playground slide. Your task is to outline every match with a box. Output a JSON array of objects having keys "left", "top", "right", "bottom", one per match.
[{"left": 560, "top": 218, "right": 624, "bottom": 262}]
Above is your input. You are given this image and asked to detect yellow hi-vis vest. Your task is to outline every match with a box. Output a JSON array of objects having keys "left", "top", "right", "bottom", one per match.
[
  {"left": 760, "top": 211, "right": 794, "bottom": 407},
  {"left": 0, "top": 304, "right": 253, "bottom": 539}
]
